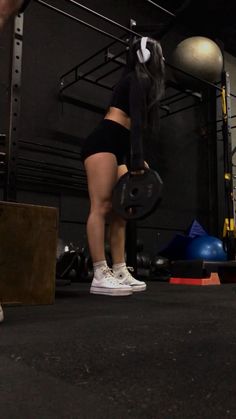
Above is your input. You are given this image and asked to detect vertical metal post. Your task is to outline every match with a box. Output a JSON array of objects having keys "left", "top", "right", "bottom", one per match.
[
  {"left": 125, "top": 19, "right": 138, "bottom": 274},
  {"left": 4, "top": 13, "right": 24, "bottom": 201},
  {"left": 221, "top": 71, "right": 236, "bottom": 259}
]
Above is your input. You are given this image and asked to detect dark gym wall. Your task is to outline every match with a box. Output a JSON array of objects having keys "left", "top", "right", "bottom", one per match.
[{"left": 1, "top": 0, "right": 219, "bottom": 255}]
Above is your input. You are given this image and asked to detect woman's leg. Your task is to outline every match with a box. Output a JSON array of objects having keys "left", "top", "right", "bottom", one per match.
[
  {"left": 108, "top": 164, "right": 128, "bottom": 264},
  {"left": 84, "top": 152, "right": 132, "bottom": 296},
  {"left": 84, "top": 152, "right": 118, "bottom": 263}
]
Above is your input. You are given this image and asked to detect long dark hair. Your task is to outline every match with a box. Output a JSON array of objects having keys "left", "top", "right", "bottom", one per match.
[{"left": 129, "top": 37, "right": 165, "bottom": 135}]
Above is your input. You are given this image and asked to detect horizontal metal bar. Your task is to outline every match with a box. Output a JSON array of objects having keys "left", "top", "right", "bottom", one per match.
[
  {"left": 18, "top": 157, "right": 84, "bottom": 173},
  {"left": 79, "top": 49, "right": 125, "bottom": 80},
  {"left": 166, "top": 61, "right": 223, "bottom": 93},
  {"left": 85, "top": 68, "right": 115, "bottom": 87},
  {"left": 19, "top": 139, "right": 81, "bottom": 157},
  {"left": 65, "top": 0, "right": 142, "bottom": 37},
  {"left": 160, "top": 105, "right": 170, "bottom": 113},
  {"left": 18, "top": 170, "right": 86, "bottom": 182},
  {"left": 61, "top": 72, "right": 113, "bottom": 92},
  {"left": 35, "top": 0, "right": 128, "bottom": 45},
  {"left": 217, "top": 124, "right": 236, "bottom": 133},
  {"left": 18, "top": 174, "right": 87, "bottom": 191},
  {"left": 59, "top": 94, "right": 106, "bottom": 114},
  {"left": 96, "top": 63, "right": 123, "bottom": 83},
  {"left": 106, "top": 51, "right": 126, "bottom": 66},
  {"left": 19, "top": 146, "right": 81, "bottom": 161},
  {"left": 165, "top": 80, "right": 202, "bottom": 99},
  {"left": 18, "top": 166, "right": 84, "bottom": 179},
  {"left": 164, "top": 93, "right": 192, "bottom": 107},
  {"left": 161, "top": 91, "right": 184, "bottom": 103},
  {"left": 161, "top": 102, "right": 202, "bottom": 119},
  {"left": 145, "top": 0, "right": 175, "bottom": 17}
]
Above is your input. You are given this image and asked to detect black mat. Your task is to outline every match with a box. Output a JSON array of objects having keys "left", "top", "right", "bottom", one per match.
[{"left": 1, "top": 281, "right": 236, "bottom": 419}]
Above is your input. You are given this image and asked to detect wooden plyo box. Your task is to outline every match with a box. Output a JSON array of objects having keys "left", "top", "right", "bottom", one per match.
[{"left": 0, "top": 201, "right": 58, "bottom": 305}]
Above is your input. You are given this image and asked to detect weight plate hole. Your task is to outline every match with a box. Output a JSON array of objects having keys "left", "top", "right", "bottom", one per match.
[{"left": 130, "top": 188, "right": 139, "bottom": 197}]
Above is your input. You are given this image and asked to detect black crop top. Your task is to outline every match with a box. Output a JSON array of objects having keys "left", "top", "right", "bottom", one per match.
[{"left": 109, "top": 72, "right": 132, "bottom": 116}]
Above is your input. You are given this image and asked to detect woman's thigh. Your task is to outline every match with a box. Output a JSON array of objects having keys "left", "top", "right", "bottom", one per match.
[{"left": 84, "top": 152, "right": 118, "bottom": 208}]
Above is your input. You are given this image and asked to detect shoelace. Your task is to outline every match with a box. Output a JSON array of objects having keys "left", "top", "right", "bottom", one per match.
[
  {"left": 101, "top": 266, "right": 114, "bottom": 277},
  {"left": 101, "top": 267, "right": 120, "bottom": 285},
  {"left": 125, "top": 266, "right": 135, "bottom": 279}
]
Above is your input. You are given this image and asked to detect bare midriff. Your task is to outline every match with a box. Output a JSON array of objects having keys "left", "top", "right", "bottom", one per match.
[{"left": 104, "top": 107, "right": 131, "bottom": 130}]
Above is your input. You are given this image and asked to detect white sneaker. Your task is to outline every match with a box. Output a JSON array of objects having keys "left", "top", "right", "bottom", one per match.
[
  {"left": 90, "top": 267, "right": 133, "bottom": 296},
  {"left": 114, "top": 266, "right": 147, "bottom": 292},
  {"left": 0, "top": 304, "right": 4, "bottom": 323}
]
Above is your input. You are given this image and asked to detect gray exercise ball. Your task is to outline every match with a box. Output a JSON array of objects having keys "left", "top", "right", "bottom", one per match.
[{"left": 172, "top": 36, "right": 224, "bottom": 88}]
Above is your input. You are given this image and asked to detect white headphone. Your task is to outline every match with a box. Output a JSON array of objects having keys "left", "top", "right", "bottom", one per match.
[{"left": 136, "top": 37, "right": 151, "bottom": 64}]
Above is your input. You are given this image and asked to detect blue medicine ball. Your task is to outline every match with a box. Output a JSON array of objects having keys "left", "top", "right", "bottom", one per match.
[{"left": 185, "top": 235, "right": 227, "bottom": 261}]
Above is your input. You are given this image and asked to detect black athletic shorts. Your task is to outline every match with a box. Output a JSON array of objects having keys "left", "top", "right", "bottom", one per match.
[
  {"left": 81, "top": 119, "right": 130, "bottom": 166},
  {"left": 19, "top": 0, "right": 31, "bottom": 13}
]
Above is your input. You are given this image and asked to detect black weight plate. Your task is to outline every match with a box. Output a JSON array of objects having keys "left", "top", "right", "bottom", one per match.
[{"left": 112, "top": 169, "right": 163, "bottom": 220}]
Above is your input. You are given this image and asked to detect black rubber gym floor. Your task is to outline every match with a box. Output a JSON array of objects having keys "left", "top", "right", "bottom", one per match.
[{"left": 1, "top": 281, "right": 236, "bottom": 419}]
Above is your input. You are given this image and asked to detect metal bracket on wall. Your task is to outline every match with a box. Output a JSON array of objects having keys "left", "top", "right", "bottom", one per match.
[
  {"left": 59, "top": 36, "right": 127, "bottom": 95},
  {"left": 4, "top": 13, "right": 24, "bottom": 201}
]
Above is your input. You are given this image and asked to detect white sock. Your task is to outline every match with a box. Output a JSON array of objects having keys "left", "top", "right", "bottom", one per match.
[
  {"left": 93, "top": 260, "right": 109, "bottom": 280},
  {"left": 112, "top": 262, "right": 126, "bottom": 272}
]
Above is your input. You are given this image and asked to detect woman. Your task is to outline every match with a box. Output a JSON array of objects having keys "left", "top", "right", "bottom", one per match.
[{"left": 81, "top": 36, "right": 165, "bottom": 296}]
